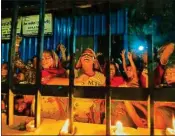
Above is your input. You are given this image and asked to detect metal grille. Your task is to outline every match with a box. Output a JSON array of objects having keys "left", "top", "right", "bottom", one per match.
[{"left": 1, "top": 0, "right": 175, "bottom": 135}]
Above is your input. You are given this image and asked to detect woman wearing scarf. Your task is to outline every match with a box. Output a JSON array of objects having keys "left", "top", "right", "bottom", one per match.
[{"left": 41, "top": 49, "right": 67, "bottom": 84}]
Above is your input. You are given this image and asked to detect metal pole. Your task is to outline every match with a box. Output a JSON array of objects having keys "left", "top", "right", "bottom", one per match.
[
  {"left": 35, "top": 0, "right": 45, "bottom": 128},
  {"left": 68, "top": 0, "right": 76, "bottom": 133},
  {"left": 147, "top": 35, "right": 154, "bottom": 136},
  {"left": 7, "top": 0, "right": 19, "bottom": 126},
  {"left": 106, "top": 1, "right": 111, "bottom": 135}
]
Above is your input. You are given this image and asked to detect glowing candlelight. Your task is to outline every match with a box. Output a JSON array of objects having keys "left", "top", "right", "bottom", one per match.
[
  {"left": 166, "top": 115, "right": 175, "bottom": 135},
  {"left": 59, "top": 119, "right": 76, "bottom": 135},
  {"left": 26, "top": 120, "right": 36, "bottom": 132},
  {"left": 60, "top": 119, "right": 69, "bottom": 134},
  {"left": 115, "top": 121, "right": 126, "bottom": 135}
]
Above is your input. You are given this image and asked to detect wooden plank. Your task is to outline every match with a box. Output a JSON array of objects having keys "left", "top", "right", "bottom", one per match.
[
  {"left": 12, "top": 84, "right": 37, "bottom": 95},
  {"left": 147, "top": 95, "right": 151, "bottom": 129},
  {"left": 7, "top": 0, "right": 19, "bottom": 127},
  {"left": 34, "top": 0, "right": 45, "bottom": 128},
  {"left": 68, "top": 0, "right": 76, "bottom": 133},
  {"left": 4, "top": 85, "right": 175, "bottom": 101},
  {"left": 41, "top": 85, "right": 69, "bottom": 96},
  {"left": 74, "top": 87, "right": 106, "bottom": 99},
  {"left": 7, "top": 89, "right": 14, "bottom": 126},
  {"left": 147, "top": 35, "right": 154, "bottom": 136},
  {"left": 35, "top": 90, "right": 41, "bottom": 128},
  {"left": 1, "top": 83, "right": 9, "bottom": 94},
  {"left": 111, "top": 88, "right": 149, "bottom": 101},
  {"left": 154, "top": 88, "right": 175, "bottom": 102},
  {"left": 105, "top": 1, "right": 111, "bottom": 135}
]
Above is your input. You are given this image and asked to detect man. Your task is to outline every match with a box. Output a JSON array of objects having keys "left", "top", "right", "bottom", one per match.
[{"left": 14, "top": 95, "right": 32, "bottom": 116}]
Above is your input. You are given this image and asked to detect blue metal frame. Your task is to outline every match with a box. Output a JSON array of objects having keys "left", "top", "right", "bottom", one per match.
[{"left": 1, "top": 10, "right": 127, "bottom": 63}]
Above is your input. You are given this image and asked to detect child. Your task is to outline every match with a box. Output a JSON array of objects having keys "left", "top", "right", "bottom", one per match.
[
  {"left": 14, "top": 95, "right": 32, "bottom": 116},
  {"left": 121, "top": 50, "right": 139, "bottom": 87}
]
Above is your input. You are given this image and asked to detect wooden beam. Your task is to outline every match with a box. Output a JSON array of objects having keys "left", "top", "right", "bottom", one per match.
[
  {"left": 35, "top": 0, "right": 45, "bottom": 128},
  {"left": 35, "top": 90, "right": 41, "bottom": 128},
  {"left": 147, "top": 35, "right": 154, "bottom": 135},
  {"left": 105, "top": 1, "right": 111, "bottom": 135},
  {"left": 68, "top": 0, "right": 76, "bottom": 133},
  {"left": 7, "top": 0, "right": 19, "bottom": 126},
  {"left": 7, "top": 89, "right": 14, "bottom": 126}
]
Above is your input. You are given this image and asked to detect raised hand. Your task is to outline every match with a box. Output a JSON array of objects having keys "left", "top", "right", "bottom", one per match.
[
  {"left": 57, "top": 44, "right": 66, "bottom": 52},
  {"left": 159, "top": 43, "right": 175, "bottom": 65},
  {"left": 15, "top": 36, "right": 22, "bottom": 52},
  {"left": 120, "top": 50, "right": 125, "bottom": 58},
  {"left": 15, "top": 36, "right": 22, "bottom": 47},
  {"left": 96, "top": 52, "right": 103, "bottom": 57},
  {"left": 127, "top": 52, "right": 133, "bottom": 60},
  {"left": 60, "top": 44, "right": 66, "bottom": 53}
]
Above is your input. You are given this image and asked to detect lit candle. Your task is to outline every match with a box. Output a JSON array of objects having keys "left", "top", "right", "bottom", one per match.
[
  {"left": 112, "top": 121, "right": 127, "bottom": 135},
  {"left": 166, "top": 115, "right": 175, "bottom": 135},
  {"left": 59, "top": 119, "right": 76, "bottom": 135},
  {"left": 26, "top": 120, "right": 36, "bottom": 132}
]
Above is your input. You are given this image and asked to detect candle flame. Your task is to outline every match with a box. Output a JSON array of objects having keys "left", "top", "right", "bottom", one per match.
[
  {"left": 115, "top": 121, "right": 126, "bottom": 135},
  {"left": 166, "top": 114, "right": 175, "bottom": 135},
  {"left": 60, "top": 119, "right": 69, "bottom": 134}
]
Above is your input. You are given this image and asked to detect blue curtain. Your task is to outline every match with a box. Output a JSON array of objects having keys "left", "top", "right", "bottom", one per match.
[{"left": 1, "top": 10, "right": 127, "bottom": 63}]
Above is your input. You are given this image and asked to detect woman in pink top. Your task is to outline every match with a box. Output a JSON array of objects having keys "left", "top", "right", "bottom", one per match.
[{"left": 109, "top": 62, "right": 125, "bottom": 87}]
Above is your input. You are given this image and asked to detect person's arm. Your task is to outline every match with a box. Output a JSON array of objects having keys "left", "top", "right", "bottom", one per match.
[
  {"left": 46, "top": 77, "right": 69, "bottom": 85},
  {"left": 124, "top": 101, "right": 146, "bottom": 128},
  {"left": 14, "top": 37, "right": 27, "bottom": 70},
  {"left": 154, "top": 43, "right": 174, "bottom": 86},
  {"left": 120, "top": 50, "right": 127, "bottom": 73},
  {"left": 46, "top": 74, "right": 90, "bottom": 85},
  {"left": 128, "top": 52, "right": 138, "bottom": 79},
  {"left": 159, "top": 43, "right": 174, "bottom": 65},
  {"left": 57, "top": 44, "right": 67, "bottom": 62}
]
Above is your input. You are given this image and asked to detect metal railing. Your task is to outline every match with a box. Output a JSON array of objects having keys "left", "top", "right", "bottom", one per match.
[{"left": 1, "top": 0, "right": 175, "bottom": 136}]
